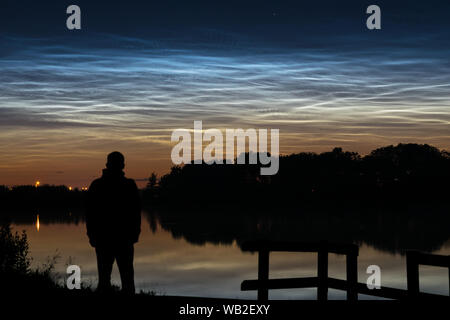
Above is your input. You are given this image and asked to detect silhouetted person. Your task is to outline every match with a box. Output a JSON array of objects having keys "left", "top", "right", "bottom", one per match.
[{"left": 86, "top": 151, "right": 141, "bottom": 294}]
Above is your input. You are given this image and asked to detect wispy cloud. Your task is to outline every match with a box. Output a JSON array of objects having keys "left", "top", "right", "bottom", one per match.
[{"left": 0, "top": 32, "right": 449, "bottom": 185}]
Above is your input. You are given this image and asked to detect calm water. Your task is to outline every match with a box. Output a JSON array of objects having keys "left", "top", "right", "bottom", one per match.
[{"left": 11, "top": 211, "right": 450, "bottom": 299}]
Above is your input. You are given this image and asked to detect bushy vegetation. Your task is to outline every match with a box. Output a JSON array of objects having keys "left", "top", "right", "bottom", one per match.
[
  {"left": 0, "top": 222, "right": 30, "bottom": 274},
  {"left": 0, "top": 222, "right": 62, "bottom": 294}
]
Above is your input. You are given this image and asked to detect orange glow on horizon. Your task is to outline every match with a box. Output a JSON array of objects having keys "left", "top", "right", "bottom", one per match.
[
  {"left": 35, "top": 181, "right": 40, "bottom": 187},
  {"left": 36, "top": 214, "right": 40, "bottom": 232}
]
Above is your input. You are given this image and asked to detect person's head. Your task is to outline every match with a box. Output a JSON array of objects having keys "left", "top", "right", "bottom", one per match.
[{"left": 106, "top": 151, "right": 125, "bottom": 171}]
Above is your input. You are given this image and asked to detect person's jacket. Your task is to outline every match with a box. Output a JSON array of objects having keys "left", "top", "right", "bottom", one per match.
[{"left": 86, "top": 168, "right": 141, "bottom": 247}]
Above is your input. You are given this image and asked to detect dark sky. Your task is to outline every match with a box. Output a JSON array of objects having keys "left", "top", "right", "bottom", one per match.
[{"left": 2, "top": 0, "right": 450, "bottom": 37}]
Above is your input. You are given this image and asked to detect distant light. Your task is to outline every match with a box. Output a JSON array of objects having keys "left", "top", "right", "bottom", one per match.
[
  {"left": 69, "top": 186, "right": 73, "bottom": 191},
  {"left": 36, "top": 214, "right": 40, "bottom": 232},
  {"left": 35, "top": 181, "right": 40, "bottom": 187}
]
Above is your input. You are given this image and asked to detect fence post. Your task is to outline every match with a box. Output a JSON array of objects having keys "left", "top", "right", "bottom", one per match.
[
  {"left": 317, "top": 244, "right": 328, "bottom": 301},
  {"left": 406, "top": 251, "right": 420, "bottom": 298},
  {"left": 258, "top": 249, "right": 269, "bottom": 301},
  {"left": 346, "top": 247, "right": 358, "bottom": 301}
]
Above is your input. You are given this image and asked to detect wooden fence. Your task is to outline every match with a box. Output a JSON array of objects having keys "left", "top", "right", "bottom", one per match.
[{"left": 240, "top": 240, "right": 450, "bottom": 301}]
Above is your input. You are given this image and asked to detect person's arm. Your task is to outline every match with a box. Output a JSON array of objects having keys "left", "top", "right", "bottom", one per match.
[
  {"left": 131, "top": 180, "right": 141, "bottom": 243},
  {"left": 85, "top": 181, "right": 99, "bottom": 247}
]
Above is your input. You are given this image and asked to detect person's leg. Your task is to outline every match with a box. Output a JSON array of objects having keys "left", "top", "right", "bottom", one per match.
[
  {"left": 95, "top": 246, "right": 115, "bottom": 293},
  {"left": 115, "top": 245, "right": 135, "bottom": 294}
]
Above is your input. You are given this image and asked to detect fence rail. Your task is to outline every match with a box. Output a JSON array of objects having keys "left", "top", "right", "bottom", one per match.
[{"left": 240, "top": 240, "right": 450, "bottom": 301}]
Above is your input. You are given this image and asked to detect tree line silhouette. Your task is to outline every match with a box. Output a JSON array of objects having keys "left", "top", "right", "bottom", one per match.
[
  {"left": 1, "top": 143, "right": 449, "bottom": 213},
  {"left": 0, "top": 185, "right": 85, "bottom": 211},
  {"left": 143, "top": 143, "right": 450, "bottom": 211}
]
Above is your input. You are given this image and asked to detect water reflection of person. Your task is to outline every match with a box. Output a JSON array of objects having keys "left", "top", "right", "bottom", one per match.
[{"left": 86, "top": 151, "right": 141, "bottom": 294}]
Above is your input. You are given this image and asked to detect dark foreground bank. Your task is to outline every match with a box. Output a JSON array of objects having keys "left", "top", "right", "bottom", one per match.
[{"left": 4, "top": 292, "right": 448, "bottom": 320}]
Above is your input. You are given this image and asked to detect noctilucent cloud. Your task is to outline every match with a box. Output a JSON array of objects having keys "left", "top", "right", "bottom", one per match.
[{"left": 1, "top": 0, "right": 449, "bottom": 186}]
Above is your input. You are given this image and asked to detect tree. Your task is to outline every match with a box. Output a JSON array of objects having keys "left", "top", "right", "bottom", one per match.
[
  {"left": 0, "top": 222, "right": 30, "bottom": 275},
  {"left": 146, "top": 172, "right": 158, "bottom": 190}
]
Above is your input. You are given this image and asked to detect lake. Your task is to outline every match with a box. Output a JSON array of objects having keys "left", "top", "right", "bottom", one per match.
[{"left": 11, "top": 210, "right": 450, "bottom": 299}]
